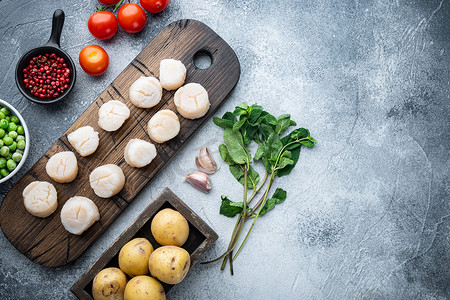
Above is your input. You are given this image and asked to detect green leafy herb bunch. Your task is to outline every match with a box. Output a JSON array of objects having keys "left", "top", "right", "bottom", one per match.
[{"left": 202, "top": 102, "right": 317, "bottom": 274}]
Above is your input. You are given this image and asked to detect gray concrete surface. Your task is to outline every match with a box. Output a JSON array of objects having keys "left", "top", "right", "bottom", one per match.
[{"left": 0, "top": 0, "right": 449, "bottom": 299}]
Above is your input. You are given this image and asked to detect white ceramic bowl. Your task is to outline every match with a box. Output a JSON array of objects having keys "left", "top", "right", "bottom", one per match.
[{"left": 0, "top": 99, "right": 30, "bottom": 184}]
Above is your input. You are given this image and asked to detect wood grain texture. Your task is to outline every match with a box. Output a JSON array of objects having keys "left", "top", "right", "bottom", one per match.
[
  {"left": 0, "top": 19, "right": 239, "bottom": 267},
  {"left": 71, "top": 188, "right": 218, "bottom": 299}
]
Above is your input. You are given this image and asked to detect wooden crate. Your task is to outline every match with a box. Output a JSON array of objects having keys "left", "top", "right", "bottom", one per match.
[{"left": 71, "top": 188, "right": 218, "bottom": 299}]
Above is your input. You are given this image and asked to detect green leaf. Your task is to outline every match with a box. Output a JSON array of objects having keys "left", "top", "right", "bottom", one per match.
[
  {"left": 265, "top": 133, "right": 283, "bottom": 162},
  {"left": 213, "top": 112, "right": 238, "bottom": 129},
  {"left": 277, "top": 146, "right": 300, "bottom": 177},
  {"left": 258, "top": 132, "right": 283, "bottom": 172},
  {"left": 223, "top": 112, "right": 237, "bottom": 122},
  {"left": 219, "top": 144, "right": 236, "bottom": 165},
  {"left": 236, "top": 102, "right": 249, "bottom": 110},
  {"left": 229, "top": 164, "right": 259, "bottom": 189},
  {"left": 285, "top": 128, "right": 310, "bottom": 142},
  {"left": 299, "top": 138, "right": 316, "bottom": 148},
  {"left": 259, "top": 123, "right": 275, "bottom": 141},
  {"left": 242, "top": 125, "right": 258, "bottom": 146},
  {"left": 248, "top": 105, "right": 263, "bottom": 124},
  {"left": 263, "top": 114, "right": 277, "bottom": 126},
  {"left": 254, "top": 143, "right": 264, "bottom": 160},
  {"left": 233, "top": 103, "right": 249, "bottom": 116},
  {"left": 281, "top": 128, "right": 317, "bottom": 149},
  {"left": 246, "top": 165, "right": 260, "bottom": 189},
  {"left": 224, "top": 128, "right": 249, "bottom": 165},
  {"left": 277, "top": 156, "right": 294, "bottom": 169},
  {"left": 233, "top": 118, "right": 246, "bottom": 132},
  {"left": 220, "top": 196, "right": 248, "bottom": 217},
  {"left": 220, "top": 143, "right": 259, "bottom": 188},
  {"left": 213, "top": 117, "right": 234, "bottom": 129},
  {"left": 259, "top": 188, "right": 287, "bottom": 216},
  {"left": 275, "top": 114, "right": 294, "bottom": 135}
]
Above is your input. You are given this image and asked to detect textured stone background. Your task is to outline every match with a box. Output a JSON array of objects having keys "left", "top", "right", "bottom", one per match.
[{"left": 0, "top": 0, "right": 449, "bottom": 299}]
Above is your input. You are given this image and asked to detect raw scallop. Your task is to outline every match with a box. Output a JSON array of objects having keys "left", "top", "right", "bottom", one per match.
[
  {"left": 89, "top": 164, "right": 125, "bottom": 198},
  {"left": 67, "top": 126, "right": 99, "bottom": 157},
  {"left": 60, "top": 196, "right": 100, "bottom": 235},
  {"left": 45, "top": 151, "right": 78, "bottom": 183},
  {"left": 23, "top": 181, "right": 58, "bottom": 218}
]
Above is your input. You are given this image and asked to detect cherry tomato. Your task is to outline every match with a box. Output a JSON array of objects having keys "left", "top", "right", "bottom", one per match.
[
  {"left": 140, "top": 0, "right": 170, "bottom": 13},
  {"left": 79, "top": 45, "right": 109, "bottom": 76},
  {"left": 98, "top": 0, "right": 120, "bottom": 4},
  {"left": 88, "top": 11, "right": 118, "bottom": 40},
  {"left": 118, "top": 3, "right": 147, "bottom": 33}
]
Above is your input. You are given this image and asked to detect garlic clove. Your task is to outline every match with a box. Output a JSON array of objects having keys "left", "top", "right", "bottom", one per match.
[
  {"left": 185, "top": 171, "right": 212, "bottom": 193},
  {"left": 195, "top": 147, "right": 219, "bottom": 174}
]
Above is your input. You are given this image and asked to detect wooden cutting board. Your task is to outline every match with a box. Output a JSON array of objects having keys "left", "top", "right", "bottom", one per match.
[{"left": 0, "top": 19, "right": 240, "bottom": 268}]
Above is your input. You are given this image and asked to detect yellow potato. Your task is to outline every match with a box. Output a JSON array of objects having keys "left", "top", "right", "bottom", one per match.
[
  {"left": 92, "top": 267, "right": 127, "bottom": 300},
  {"left": 119, "top": 238, "right": 154, "bottom": 277},
  {"left": 124, "top": 276, "right": 165, "bottom": 300},
  {"left": 148, "top": 246, "right": 190, "bottom": 284},
  {"left": 151, "top": 208, "right": 189, "bottom": 246}
]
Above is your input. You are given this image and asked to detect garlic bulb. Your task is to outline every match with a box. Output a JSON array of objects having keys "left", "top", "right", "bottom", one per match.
[
  {"left": 185, "top": 172, "right": 212, "bottom": 193},
  {"left": 195, "top": 147, "right": 218, "bottom": 174}
]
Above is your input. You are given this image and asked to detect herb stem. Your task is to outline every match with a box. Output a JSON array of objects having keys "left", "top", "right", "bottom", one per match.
[
  {"left": 273, "top": 137, "right": 310, "bottom": 171},
  {"left": 233, "top": 174, "right": 275, "bottom": 261},
  {"left": 220, "top": 164, "right": 248, "bottom": 273},
  {"left": 247, "top": 170, "right": 268, "bottom": 205}
]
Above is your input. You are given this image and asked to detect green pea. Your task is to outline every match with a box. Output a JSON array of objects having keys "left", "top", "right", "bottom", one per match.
[
  {"left": 1, "top": 107, "right": 10, "bottom": 116},
  {"left": 0, "top": 112, "right": 5, "bottom": 120},
  {"left": 8, "top": 122, "right": 17, "bottom": 132},
  {"left": 17, "top": 126, "right": 24, "bottom": 135},
  {"left": 10, "top": 116, "right": 19, "bottom": 124},
  {"left": 0, "top": 168, "right": 9, "bottom": 177},
  {"left": 6, "top": 159, "right": 16, "bottom": 171},
  {"left": 8, "top": 142, "right": 16, "bottom": 152},
  {"left": 0, "top": 119, "right": 8, "bottom": 130},
  {"left": 0, "top": 158, "right": 6, "bottom": 168},
  {"left": 16, "top": 135, "right": 25, "bottom": 141},
  {"left": 9, "top": 131, "right": 17, "bottom": 140},
  {"left": 0, "top": 140, "right": 3, "bottom": 148},
  {"left": 17, "top": 139, "right": 25, "bottom": 150},
  {"left": 0, "top": 129, "right": 4, "bottom": 139},
  {"left": 12, "top": 152, "right": 22, "bottom": 163},
  {"left": 5, "top": 116, "right": 10, "bottom": 122},
  {"left": 0, "top": 146, "right": 9, "bottom": 157},
  {"left": 15, "top": 149, "right": 23, "bottom": 155},
  {"left": 3, "top": 136, "right": 13, "bottom": 146}
]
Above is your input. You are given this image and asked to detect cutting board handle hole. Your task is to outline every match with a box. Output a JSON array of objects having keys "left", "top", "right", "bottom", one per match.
[{"left": 193, "top": 50, "right": 212, "bottom": 70}]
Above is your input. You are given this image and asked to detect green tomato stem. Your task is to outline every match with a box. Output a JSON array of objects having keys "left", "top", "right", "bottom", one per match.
[
  {"left": 96, "top": 0, "right": 125, "bottom": 12},
  {"left": 113, "top": 0, "right": 126, "bottom": 12}
]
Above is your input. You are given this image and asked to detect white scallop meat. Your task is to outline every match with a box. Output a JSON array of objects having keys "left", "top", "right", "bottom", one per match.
[
  {"left": 159, "top": 59, "right": 186, "bottom": 91},
  {"left": 124, "top": 139, "right": 157, "bottom": 168},
  {"left": 23, "top": 181, "right": 58, "bottom": 218},
  {"left": 89, "top": 164, "right": 125, "bottom": 198},
  {"left": 147, "top": 110, "right": 180, "bottom": 143},
  {"left": 45, "top": 151, "right": 78, "bottom": 183},
  {"left": 174, "top": 83, "right": 210, "bottom": 119},
  {"left": 67, "top": 126, "right": 99, "bottom": 157},
  {"left": 98, "top": 100, "right": 130, "bottom": 132},
  {"left": 60, "top": 196, "right": 100, "bottom": 235},
  {"left": 129, "top": 76, "right": 162, "bottom": 108}
]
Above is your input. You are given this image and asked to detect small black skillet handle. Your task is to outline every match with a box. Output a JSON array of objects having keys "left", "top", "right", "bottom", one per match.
[{"left": 46, "top": 9, "right": 65, "bottom": 48}]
